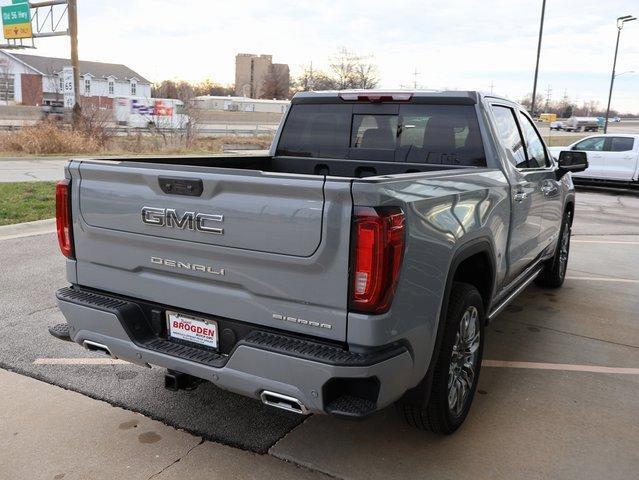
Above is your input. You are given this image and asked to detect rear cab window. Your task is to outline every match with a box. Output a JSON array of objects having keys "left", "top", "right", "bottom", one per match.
[
  {"left": 276, "top": 102, "right": 487, "bottom": 167},
  {"left": 517, "top": 111, "right": 550, "bottom": 168},
  {"left": 491, "top": 105, "right": 527, "bottom": 168}
]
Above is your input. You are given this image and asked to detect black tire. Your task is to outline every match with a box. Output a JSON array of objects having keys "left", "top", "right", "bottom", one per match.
[
  {"left": 535, "top": 210, "right": 572, "bottom": 288},
  {"left": 397, "top": 282, "right": 485, "bottom": 434}
]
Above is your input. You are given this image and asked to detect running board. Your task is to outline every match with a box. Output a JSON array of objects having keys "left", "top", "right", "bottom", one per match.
[{"left": 487, "top": 267, "right": 542, "bottom": 321}]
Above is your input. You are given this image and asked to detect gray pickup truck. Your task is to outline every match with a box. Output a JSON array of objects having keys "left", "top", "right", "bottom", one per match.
[{"left": 51, "top": 90, "right": 587, "bottom": 434}]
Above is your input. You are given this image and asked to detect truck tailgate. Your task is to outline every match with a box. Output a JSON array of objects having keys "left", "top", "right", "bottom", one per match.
[{"left": 71, "top": 160, "right": 352, "bottom": 341}]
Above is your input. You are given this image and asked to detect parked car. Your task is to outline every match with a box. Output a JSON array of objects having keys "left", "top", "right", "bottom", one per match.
[
  {"left": 41, "top": 104, "right": 66, "bottom": 122},
  {"left": 50, "top": 90, "right": 586, "bottom": 434},
  {"left": 550, "top": 120, "right": 566, "bottom": 131},
  {"left": 549, "top": 134, "right": 639, "bottom": 185},
  {"left": 563, "top": 116, "right": 599, "bottom": 132}
]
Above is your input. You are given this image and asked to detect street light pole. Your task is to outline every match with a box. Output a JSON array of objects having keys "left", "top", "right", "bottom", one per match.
[
  {"left": 604, "top": 15, "right": 636, "bottom": 134},
  {"left": 530, "top": 0, "right": 546, "bottom": 117}
]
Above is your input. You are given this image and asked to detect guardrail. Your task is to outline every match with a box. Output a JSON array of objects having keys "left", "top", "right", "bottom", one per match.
[{"left": 0, "top": 123, "right": 279, "bottom": 136}]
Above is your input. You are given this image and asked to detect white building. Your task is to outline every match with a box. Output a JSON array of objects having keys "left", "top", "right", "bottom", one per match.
[
  {"left": 0, "top": 50, "right": 151, "bottom": 107},
  {"left": 193, "top": 95, "right": 289, "bottom": 114}
]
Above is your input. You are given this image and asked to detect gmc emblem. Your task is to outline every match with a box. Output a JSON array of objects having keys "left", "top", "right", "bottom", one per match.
[{"left": 141, "top": 207, "right": 224, "bottom": 235}]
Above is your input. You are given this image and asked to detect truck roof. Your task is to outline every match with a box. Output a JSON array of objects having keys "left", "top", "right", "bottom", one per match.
[{"left": 291, "top": 89, "right": 513, "bottom": 106}]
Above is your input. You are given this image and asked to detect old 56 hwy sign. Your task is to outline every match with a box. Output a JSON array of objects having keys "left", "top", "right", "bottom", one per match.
[{"left": 2, "top": 1, "right": 32, "bottom": 40}]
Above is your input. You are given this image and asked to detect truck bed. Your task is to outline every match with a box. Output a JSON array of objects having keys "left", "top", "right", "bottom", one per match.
[{"left": 82, "top": 154, "right": 474, "bottom": 178}]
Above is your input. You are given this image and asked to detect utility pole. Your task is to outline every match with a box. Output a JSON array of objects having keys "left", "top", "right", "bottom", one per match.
[
  {"left": 604, "top": 15, "right": 636, "bottom": 133},
  {"left": 308, "top": 61, "right": 314, "bottom": 91},
  {"left": 67, "top": 0, "right": 80, "bottom": 122},
  {"left": 412, "top": 68, "right": 419, "bottom": 89},
  {"left": 531, "top": 0, "right": 546, "bottom": 117},
  {"left": 544, "top": 84, "right": 552, "bottom": 111}
]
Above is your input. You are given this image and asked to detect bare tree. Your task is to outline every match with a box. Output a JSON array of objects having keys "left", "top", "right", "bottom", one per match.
[
  {"left": 294, "top": 64, "right": 338, "bottom": 92},
  {"left": 352, "top": 61, "right": 378, "bottom": 89},
  {"left": 329, "top": 48, "right": 379, "bottom": 90},
  {"left": 260, "top": 65, "right": 289, "bottom": 99},
  {"left": 193, "top": 78, "right": 234, "bottom": 97},
  {"left": 152, "top": 80, "right": 195, "bottom": 102}
]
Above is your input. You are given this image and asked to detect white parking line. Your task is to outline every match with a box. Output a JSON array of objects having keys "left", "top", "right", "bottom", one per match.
[
  {"left": 33, "top": 358, "right": 639, "bottom": 375},
  {"left": 566, "top": 276, "right": 639, "bottom": 284},
  {"left": 572, "top": 240, "right": 639, "bottom": 245},
  {"left": 483, "top": 360, "right": 639, "bottom": 375},
  {"left": 33, "top": 358, "right": 129, "bottom": 365}
]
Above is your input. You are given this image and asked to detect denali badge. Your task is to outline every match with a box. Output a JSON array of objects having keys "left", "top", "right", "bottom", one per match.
[
  {"left": 272, "top": 313, "right": 332, "bottom": 330},
  {"left": 151, "top": 257, "right": 225, "bottom": 276},
  {"left": 141, "top": 206, "right": 223, "bottom": 234}
]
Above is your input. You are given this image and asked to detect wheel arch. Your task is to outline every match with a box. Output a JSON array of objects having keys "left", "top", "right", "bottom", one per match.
[{"left": 398, "top": 237, "right": 496, "bottom": 408}]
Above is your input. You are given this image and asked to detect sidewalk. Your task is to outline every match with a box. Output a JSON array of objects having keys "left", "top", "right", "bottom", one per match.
[
  {"left": 0, "top": 157, "right": 68, "bottom": 182},
  {"left": 0, "top": 369, "right": 327, "bottom": 480},
  {"left": 0, "top": 218, "right": 56, "bottom": 240}
]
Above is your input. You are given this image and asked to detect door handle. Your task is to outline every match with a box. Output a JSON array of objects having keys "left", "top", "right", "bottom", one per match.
[
  {"left": 541, "top": 183, "right": 558, "bottom": 196},
  {"left": 513, "top": 191, "right": 528, "bottom": 202}
]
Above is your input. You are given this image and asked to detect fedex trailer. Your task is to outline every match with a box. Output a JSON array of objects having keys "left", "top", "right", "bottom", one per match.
[{"left": 114, "top": 97, "right": 189, "bottom": 129}]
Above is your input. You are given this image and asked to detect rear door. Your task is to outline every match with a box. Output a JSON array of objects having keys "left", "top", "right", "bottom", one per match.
[
  {"left": 517, "top": 110, "right": 562, "bottom": 252},
  {"left": 601, "top": 136, "right": 638, "bottom": 181},
  {"left": 70, "top": 160, "right": 353, "bottom": 341},
  {"left": 491, "top": 104, "right": 546, "bottom": 281}
]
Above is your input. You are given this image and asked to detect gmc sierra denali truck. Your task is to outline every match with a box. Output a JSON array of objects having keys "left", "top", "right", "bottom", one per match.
[{"left": 50, "top": 90, "right": 588, "bottom": 434}]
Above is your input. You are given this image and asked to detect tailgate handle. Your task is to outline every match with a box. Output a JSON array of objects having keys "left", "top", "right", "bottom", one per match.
[{"left": 159, "top": 177, "right": 203, "bottom": 197}]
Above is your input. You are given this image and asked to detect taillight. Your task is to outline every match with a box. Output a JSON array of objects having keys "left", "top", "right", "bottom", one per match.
[
  {"left": 350, "top": 207, "right": 405, "bottom": 314},
  {"left": 56, "top": 179, "right": 74, "bottom": 259}
]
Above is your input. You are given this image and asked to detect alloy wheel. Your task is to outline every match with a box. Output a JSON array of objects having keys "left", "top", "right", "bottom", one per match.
[{"left": 447, "top": 305, "right": 481, "bottom": 417}]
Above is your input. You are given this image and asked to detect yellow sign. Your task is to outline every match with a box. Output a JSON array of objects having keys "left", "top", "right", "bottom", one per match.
[{"left": 3, "top": 22, "right": 32, "bottom": 39}]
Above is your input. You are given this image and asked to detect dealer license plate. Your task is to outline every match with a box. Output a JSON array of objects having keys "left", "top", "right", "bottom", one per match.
[{"left": 166, "top": 311, "right": 218, "bottom": 349}]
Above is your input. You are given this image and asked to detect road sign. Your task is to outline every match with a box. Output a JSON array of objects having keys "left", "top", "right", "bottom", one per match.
[
  {"left": 2, "top": 2, "right": 32, "bottom": 40},
  {"left": 62, "top": 66, "right": 75, "bottom": 109}
]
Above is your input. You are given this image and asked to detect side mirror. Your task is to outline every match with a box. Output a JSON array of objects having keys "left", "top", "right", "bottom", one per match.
[{"left": 557, "top": 150, "right": 588, "bottom": 179}]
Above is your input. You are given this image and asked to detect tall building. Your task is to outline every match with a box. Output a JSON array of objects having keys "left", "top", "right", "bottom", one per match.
[{"left": 234, "top": 53, "right": 290, "bottom": 99}]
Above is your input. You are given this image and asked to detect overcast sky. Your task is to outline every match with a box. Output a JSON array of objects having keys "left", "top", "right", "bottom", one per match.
[{"left": 16, "top": 0, "right": 639, "bottom": 112}]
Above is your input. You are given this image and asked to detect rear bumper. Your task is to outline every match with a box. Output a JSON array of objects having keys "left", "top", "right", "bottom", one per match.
[{"left": 56, "top": 287, "right": 414, "bottom": 416}]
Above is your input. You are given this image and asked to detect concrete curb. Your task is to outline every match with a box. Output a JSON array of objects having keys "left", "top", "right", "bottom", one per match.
[{"left": 0, "top": 218, "right": 55, "bottom": 240}]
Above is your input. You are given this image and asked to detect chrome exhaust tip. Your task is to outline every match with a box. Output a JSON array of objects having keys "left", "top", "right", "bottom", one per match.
[
  {"left": 260, "top": 390, "right": 309, "bottom": 415},
  {"left": 82, "top": 340, "right": 115, "bottom": 358}
]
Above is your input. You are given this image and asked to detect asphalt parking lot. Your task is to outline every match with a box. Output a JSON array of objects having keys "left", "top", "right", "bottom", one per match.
[{"left": 1, "top": 187, "right": 638, "bottom": 479}]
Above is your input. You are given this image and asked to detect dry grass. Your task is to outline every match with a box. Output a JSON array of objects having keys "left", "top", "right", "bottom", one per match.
[
  {"left": 544, "top": 135, "right": 588, "bottom": 147},
  {"left": 0, "top": 121, "right": 102, "bottom": 155},
  {"left": 107, "top": 134, "right": 273, "bottom": 155},
  {"left": 0, "top": 121, "right": 273, "bottom": 156}
]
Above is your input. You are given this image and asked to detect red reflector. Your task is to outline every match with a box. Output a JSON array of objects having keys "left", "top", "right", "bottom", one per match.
[
  {"left": 350, "top": 207, "right": 405, "bottom": 314},
  {"left": 56, "top": 179, "right": 74, "bottom": 259}
]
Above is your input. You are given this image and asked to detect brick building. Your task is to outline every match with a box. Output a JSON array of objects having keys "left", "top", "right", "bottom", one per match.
[
  {"left": 234, "top": 53, "right": 290, "bottom": 99},
  {"left": 0, "top": 50, "right": 151, "bottom": 107}
]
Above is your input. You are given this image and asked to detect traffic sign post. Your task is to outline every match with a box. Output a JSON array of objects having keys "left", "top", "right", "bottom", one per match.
[{"left": 1, "top": 2, "right": 32, "bottom": 40}]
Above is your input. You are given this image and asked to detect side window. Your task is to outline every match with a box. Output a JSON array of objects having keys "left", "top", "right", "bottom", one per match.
[
  {"left": 491, "top": 105, "right": 527, "bottom": 168},
  {"left": 518, "top": 112, "right": 549, "bottom": 168},
  {"left": 609, "top": 137, "right": 635, "bottom": 152},
  {"left": 572, "top": 137, "right": 605, "bottom": 152}
]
